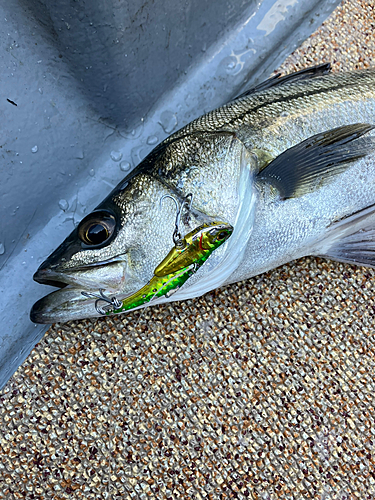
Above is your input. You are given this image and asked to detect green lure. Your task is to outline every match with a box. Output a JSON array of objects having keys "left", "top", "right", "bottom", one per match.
[{"left": 108, "top": 221, "right": 233, "bottom": 314}]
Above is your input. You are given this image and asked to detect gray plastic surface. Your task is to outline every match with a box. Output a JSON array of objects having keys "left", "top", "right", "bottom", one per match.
[{"left": 0, "top": 0, "right": 340, "bottom": 389}]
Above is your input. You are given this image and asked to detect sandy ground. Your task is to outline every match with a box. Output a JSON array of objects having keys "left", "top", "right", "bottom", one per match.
[{"left": 1, "top": 0, "right": 375, "bottom": 498}]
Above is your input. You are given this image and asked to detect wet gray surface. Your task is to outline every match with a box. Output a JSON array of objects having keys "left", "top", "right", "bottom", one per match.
[{"left": 0, "top": 0, "right": 340, "bottom": 388}]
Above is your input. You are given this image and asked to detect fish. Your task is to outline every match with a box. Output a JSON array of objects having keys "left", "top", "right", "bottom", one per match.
[{"left": 30, "top": 63, "right": 375, "bottom": 324}]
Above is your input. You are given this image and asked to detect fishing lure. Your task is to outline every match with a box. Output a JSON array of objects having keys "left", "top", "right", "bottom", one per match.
[{"left": 104, "top": 221, "right": 233, "bottom": 315}]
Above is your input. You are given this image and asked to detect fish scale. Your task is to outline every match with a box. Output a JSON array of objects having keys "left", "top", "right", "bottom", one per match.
[
  {"left": 178, "top": 69, "right": 375, "bottom": 135},
  {"left": 30, "top": 66, "right": 375, "bottom": 323},
  {"left": 228, "top": 153, "right": 375, "bottom": 285}
]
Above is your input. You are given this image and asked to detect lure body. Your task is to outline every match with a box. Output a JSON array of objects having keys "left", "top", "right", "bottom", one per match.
[{"left": 110, "top": 222, "right": 233, "bottom": 313}]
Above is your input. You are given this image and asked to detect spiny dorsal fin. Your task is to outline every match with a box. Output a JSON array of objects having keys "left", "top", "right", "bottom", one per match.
[
  {"left": 233, "top": 63, "right": 331, "bottom": 101},
  {"left": 257, "top": 123, "right": 375, "bottom": 199}
]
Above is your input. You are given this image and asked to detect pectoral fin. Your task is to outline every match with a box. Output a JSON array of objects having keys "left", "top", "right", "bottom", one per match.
[{"left": 257, "top": 124, "right": 375, "bottom": 199}]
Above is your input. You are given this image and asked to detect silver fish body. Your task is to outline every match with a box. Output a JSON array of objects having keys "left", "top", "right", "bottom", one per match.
[{"left": 31, "top": 65, "right": 375, "bottom": 323}]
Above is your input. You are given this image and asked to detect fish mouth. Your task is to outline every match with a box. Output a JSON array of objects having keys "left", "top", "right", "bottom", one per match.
[
  {"left": 30, "top": 258, "right": 131, "bottom": 324},
  {"left": 33, "top": 253, "right": 127, "bottom": 286},
  {"left": 33, "top": 268, "right": 70, "bottom": 288},
  {"left": 30, "top": 286, "right": 93, "bottom": 324}
]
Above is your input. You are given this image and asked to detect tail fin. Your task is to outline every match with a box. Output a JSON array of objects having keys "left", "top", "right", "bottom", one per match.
[{"left": 314, "top": 203, "right": 375, "bottom": 267}]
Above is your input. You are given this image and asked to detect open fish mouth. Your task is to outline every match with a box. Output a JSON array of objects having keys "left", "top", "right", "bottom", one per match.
[
  {"left": 30, "top": 259, "right": 131, "bottom": 324},
  {"left": 30, "top": 218, "right": 241, "bottom": 324}
]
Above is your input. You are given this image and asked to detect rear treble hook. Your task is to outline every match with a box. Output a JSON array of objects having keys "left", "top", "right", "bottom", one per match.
[{"left": 81, "top": 289, "right": 122, "bottom": 315}]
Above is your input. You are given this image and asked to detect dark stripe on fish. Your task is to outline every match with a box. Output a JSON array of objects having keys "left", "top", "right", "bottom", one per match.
[{"left": 225, "top": 81, "right": 365, "bottom": 127}]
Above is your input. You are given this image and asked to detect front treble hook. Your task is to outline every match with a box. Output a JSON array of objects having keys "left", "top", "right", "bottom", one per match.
[
  {"left": 81, "top": 289, "right": 122, "bottom": 315},
  {"left": 160, "top": 193, "right": 193, "bottom": 246}
]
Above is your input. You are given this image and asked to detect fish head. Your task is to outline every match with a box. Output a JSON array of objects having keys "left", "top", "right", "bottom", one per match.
[
  {"left": 30, "top": 169, "right": 218, "bottom": 323},
  {"left": 31, "top": 132, "right": 256, "bottom": 324}
]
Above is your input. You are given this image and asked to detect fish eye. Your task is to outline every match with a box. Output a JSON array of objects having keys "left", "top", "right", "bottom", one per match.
[
  {"left": 86, "top": 223, "right": 108, "bottom": 244},
  {"left": 78, "top": 211, "right": 116, "bottom": 247}
]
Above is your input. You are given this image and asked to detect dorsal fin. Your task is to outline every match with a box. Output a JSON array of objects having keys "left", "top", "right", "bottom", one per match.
[{"left": 233, "top": 63, "right": 332, "bottom": 101}]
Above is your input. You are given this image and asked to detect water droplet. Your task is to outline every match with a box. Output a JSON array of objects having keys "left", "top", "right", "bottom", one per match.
[
  {"left": 59, "top": 199, "right": 69, "bottom": 211},
  {"left": 75, "top": 149, "right": 84, "bottom": 159},
  {"left": 122, "top": 122, "right": 144, "bottom": 140},
  {"left": 131, "top": 145, "right": 145, "bottom": 166},
  {"left": 110, "top": 150, "right": 123, "bottom": 162},
  {"left": 89, "top": 168, "right": 95, "bottom": 177},
  {"left": 159, "top": 110, "right": 178, "bottom": 134},
  {"left": 120, "top": 161, "right": 131, "bottom": 172},
  {"left": 31, "top": 145, "right": 38, "bottom": 153},
  {"left": 147, "top": 135, "right": 158, "bottom": 145},
  {"left": 184, "top": 93, "right": 193, "bottom": 108},
  {"left": 0, "top": 243, "right": 5, "bottom": 255}
]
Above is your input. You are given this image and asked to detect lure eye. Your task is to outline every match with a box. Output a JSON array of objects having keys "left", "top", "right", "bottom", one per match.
[
  {"left": 175, "top": 238, "right": 187, "bottom": 250},
  {"left": 78, "top": 211, "right": 117, "bottom": 247},
  {"left": 216, "top": 231, "right": 228, "bottom": 241}
]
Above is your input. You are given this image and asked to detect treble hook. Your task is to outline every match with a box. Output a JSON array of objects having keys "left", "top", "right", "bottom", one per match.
[
  {"left": 160, "top": 193, "right": 193, "bottom": 245},
  {"left": 81, "top": 289, "right": 122, "bottom": 315}
]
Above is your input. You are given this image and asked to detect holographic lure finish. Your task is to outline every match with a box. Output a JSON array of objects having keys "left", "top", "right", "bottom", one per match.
[{"left": 109, "top": 221, "right": 233, "bottom": 314}]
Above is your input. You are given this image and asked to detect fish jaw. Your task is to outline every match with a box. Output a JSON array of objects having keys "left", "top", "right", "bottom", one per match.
[
  {"left": 33, "top": 258, "right": 129, "bottom": 290},
  {"left": 30, "top": 286, "right": 110, "bottom": 324},
  {"left": 30, "top": 222, "right": 135, "bottom": 323},
  {"left": 30, "top": 259, "right": 135, "bottom": 323}
]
